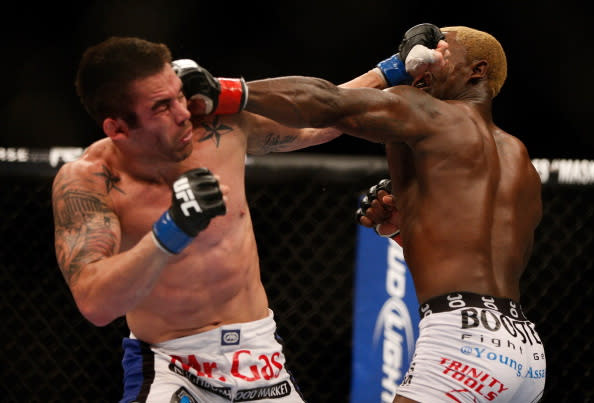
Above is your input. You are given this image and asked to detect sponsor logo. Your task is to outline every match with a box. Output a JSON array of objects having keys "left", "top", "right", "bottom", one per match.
[
  {"left": 171, "top": 386, "right": 197, "bottom": 403},
  {"left": 460, "top": 308, "right": 542, "bottom": 346},
  {"left": 221, "top": 329, "right": 240, "bottom": 346},
  {"left": 532, "top": 158, "right": 594, "bottom": 185},
  {"left": 0, "top": 147, "right": 29, "bottom": 162},
  {"left": 234, "top": 381, "right": 291, "bottom": 401},
  {"left": 173, "top": 177, "right": 202, "bottom": 216},
  {"left": 439, "top": 357, "right": 509, "bottom": 401},
  {"left": 169, "top": 362, "right": 232, "bottom": 400},
  {"left": 461, "top": 333, "right": 527, "bottom": 354},
  {"left": 48, "top": 147, "right": 83, "bottom": 167},
  {"left": 459, "top": 346, "right": 524, "bottom": 376},
  {"left": 421, "top": 293, "right": 522, "bottom": 319},
  {"left": 231, "top": 350, "right": 283, "bottom": 381},
  {"left": 170, "top": 350, "right": 284, "bottom": 383},
  {"left": 168, "top": 352, "right": 289, "bottom": 401},
  {"left": 374, "top": 242, "right": 415, "bottom": 402}
]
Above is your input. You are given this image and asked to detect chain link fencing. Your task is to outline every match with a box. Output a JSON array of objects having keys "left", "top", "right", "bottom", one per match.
[{"left": 1, "top": 154, "right": 592, "bottom": 402}]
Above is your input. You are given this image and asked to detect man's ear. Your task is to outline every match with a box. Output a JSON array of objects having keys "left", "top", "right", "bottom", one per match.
[
  {"left": 470, "top": 60, "right": 488, "bottom": 80},
  {"left": 103, "top": 117, "right": 129, "bottom": 141}
]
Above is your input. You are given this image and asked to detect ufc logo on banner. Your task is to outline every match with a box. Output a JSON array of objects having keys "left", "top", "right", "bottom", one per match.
[{"left": 173, "top": 177, "right": 202, "bottom": 216}]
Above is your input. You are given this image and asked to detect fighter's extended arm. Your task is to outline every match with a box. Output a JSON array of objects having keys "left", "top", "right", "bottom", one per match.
[
  {"left": 242, "top": 70, "right": 393, "bottom": 155},
  {"left": 174, "top": 23, "right": 444, "bottom": 153},
  {"left": 244, "top": 77, "right": 436, "bottom": 145}
]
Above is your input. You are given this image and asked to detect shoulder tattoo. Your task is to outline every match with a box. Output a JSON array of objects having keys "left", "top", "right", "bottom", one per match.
[{"left": 93, "top": 165, "right": 125, "bottom": 194}]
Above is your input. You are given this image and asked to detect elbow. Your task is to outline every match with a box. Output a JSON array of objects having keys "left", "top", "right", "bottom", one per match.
[{"left": 74, "top": 292, "right": 117, "bottom": 327}]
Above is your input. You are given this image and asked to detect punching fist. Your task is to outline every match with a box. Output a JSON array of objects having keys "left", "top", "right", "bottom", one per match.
[
  {"left": 376, "top": 22, "right": 444, "bottom": 87},
  {"left": 172, "top": 59, "right": 247, "bottom": 115},
  {"left": 356, "top": 179, "right": 403, "bottom": 246},
  {"left": 398, "top": 23, "right": 444, "bottom": 63},
  {"left": 152, "top": 168, "right": 226, "bottom": 254}
]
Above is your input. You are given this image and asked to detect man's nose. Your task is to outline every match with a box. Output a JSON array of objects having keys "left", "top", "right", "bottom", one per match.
[{"left": 173, "top": 98, "right": 191, "bottom": 124}]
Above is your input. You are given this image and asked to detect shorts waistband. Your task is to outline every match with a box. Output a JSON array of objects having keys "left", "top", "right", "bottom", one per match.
[
  {"left": 419, "top": 292, "right": 527, "bottom": 321},
  {"left": 131, "top": 309, "right": 276, "bottom": 351}
]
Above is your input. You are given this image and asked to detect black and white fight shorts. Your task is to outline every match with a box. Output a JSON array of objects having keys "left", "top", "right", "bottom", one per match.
[
  {"left": 119, "top": 310, "right": 305, "bottom": 402},
  {"left": 396, "top": 292, "right": 546, "bottom": 402}
]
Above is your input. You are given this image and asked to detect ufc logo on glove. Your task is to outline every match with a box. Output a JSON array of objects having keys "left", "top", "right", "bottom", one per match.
[{"left": 173, "top": 177, "right": 202, "bottom": 216}]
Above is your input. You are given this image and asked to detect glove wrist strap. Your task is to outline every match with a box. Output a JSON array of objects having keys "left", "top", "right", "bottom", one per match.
[
  {"left": 374, "top": 225, "right": 403, "bottom": 246},
  {"left": 374, "top": 224, "right": 400, "bottom": 238},
  {"left": 376, "top": 54, "right": 412, "bottom": 87},
  {"left": 152, "top": 211, "right": 193, "bottom": 254},
  {"left": 215, "top": 78, "right": 248, "bottom": 114}
]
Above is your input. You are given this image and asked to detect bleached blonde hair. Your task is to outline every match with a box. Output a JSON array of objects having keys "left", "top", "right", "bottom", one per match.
[{"left": 441, "top": 26, "right": 507, "bottom": 98}]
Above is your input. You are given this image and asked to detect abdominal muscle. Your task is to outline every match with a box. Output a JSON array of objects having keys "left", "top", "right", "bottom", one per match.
[{"left": 125, "top": 213, "right": 269, "bottom": 344}]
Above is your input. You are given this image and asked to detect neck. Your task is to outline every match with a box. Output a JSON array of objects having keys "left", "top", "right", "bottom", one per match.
[
  {"left": 456, "top": 86, "right": 494, "bottom": 123},
  {"left": 110, "top": 140, "right": 181, "bottom": 184}
]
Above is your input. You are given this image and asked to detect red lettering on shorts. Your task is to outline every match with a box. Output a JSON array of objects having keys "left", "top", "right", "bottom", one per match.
[
  {"left": 232, "top": 350, "right": 261, "bottom": 381},
  {"left": 271, "top": 352, "right": 283, "bottom": 374},
  {"left": 169, "top": 355, "right": 218, "bottom": 378},
  {"left": 439, "top": 357, "right": 508, "bottom": 401},
  {"left": 259, "top": 355, "right": 274, "bottom": 380},
  {"left": 230, "top": 350, "right": 284, "bottom": 382}
]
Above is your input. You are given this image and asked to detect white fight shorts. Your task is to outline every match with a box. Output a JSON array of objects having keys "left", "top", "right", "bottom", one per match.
[
  {"left": 396, "top": 292, "right": 545, "bottom": 402},
  {"left": 119, "top": 310, "right": 306, "bottom": 403}
]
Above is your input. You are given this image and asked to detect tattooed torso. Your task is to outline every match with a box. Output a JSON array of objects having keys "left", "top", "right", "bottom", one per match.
[{"left": 51, "top": 115, "right": 279, "bottom": 342}]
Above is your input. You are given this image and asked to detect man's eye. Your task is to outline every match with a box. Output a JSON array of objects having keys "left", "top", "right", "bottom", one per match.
[{"left": 155, "top": 104, "right": 169, "bottom": 113}]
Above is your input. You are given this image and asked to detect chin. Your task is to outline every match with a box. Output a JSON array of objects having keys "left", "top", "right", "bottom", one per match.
[
  {"left": 177, "top": 142, "right": 194, "bottom": 161},
  {"left": 171, "top": 149, "right": 191, "bottom": 163}
]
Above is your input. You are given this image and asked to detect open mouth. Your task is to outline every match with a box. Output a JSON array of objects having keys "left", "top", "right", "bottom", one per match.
[
  {"left": 412, "top": 73, "right": 431, "bottom": 90},
  {"left": 180, "top": 126, "right": 193, "bottom": 143}
]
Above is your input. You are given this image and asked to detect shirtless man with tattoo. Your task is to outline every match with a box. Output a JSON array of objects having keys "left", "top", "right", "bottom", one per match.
[{"left": 51, "top": 26, "right": 439, "bottom": 402}]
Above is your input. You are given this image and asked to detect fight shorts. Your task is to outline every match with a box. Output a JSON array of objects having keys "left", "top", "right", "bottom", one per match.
[
  {"left": 396, "top": 292, "right": 546, "bottom": 402},
  {"left": 119, "top": 310, "right": 306, "bottom": 402}
]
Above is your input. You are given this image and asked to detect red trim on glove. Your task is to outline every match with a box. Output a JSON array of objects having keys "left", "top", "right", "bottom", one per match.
[
  {"left": 392, "top": 233, "right": 403, "bottom": 247},
  {"left": 215, "top": 78, "right": 246, "bottom": 115}
]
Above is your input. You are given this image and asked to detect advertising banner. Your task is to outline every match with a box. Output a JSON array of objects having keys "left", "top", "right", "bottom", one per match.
[{"left": 351, "top": 226, "right": 420, "bottom": 403}]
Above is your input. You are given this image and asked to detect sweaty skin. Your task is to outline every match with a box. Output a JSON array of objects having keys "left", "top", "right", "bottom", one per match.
[
  {"left": 245, "top": 31, "right": 542, "bottom": 305},
  {"left": 52, "top": 63, "right": 382, "bottom": 344}
]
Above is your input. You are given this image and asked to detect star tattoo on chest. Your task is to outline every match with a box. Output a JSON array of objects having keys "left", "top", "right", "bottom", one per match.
[
  {"left": 198, "top": 116, "right": 233, "bottom": 147},
  {"left": 93, "top": 165, "right": 125, "bottom": 194}
]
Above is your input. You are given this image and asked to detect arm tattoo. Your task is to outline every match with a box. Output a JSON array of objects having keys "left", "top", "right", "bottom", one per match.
[
  {"left": 53, "top": 179, "right": 119, "bottom": 285},
  {"left": 263, "top": 133, "right": 298, "bottom": 152},
  {"left": 198, "top": 116, "right": 234, "bottom": 147}
]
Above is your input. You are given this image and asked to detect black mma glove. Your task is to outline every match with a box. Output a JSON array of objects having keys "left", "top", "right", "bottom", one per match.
[
  {"left": 172, "top": 59, "right": 247, "bottom": 115},
  {"left": 152, "top": 168, "right": 226, "bottom": 254},
  {"left": 356, "top": 178, "right": 392, "bottom": 223},
  {"left": 357, "top": 179, "right": 402, "bottom": 244},
  {"left": 376, "top": 23, "right": 445, "bottom": 86}
]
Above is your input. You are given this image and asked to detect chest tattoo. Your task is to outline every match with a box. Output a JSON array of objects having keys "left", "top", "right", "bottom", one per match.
[{"left": 198, "top": 116, "right": 233, "bottom": 147}]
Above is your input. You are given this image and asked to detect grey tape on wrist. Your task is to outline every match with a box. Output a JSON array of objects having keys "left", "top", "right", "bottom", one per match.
[{"left": 374, "top": 224, "right": 400, "bottom": 238}]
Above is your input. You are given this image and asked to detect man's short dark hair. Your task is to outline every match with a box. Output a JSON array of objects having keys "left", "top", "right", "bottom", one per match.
[{"left": 75, "top": 36, "right": 172, "bottom": 126}]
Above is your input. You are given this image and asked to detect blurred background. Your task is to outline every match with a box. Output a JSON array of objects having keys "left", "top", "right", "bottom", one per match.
[{"left": 2, "top": 0, "right": 593, "bottom": 159}]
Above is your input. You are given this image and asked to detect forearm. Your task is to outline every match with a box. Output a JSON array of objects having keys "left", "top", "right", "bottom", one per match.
[
  {"left": 340, "top": 68, "right": 388, "bottom": 89},
  {"left": 246, "top": 77, "right": 342, "bottom": 129},
  {"left": 71, "top": 234, "right": 170, "bottom": 326},
  {"left": 246, "top": 70, "right": 390, "bottom": 154}
]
